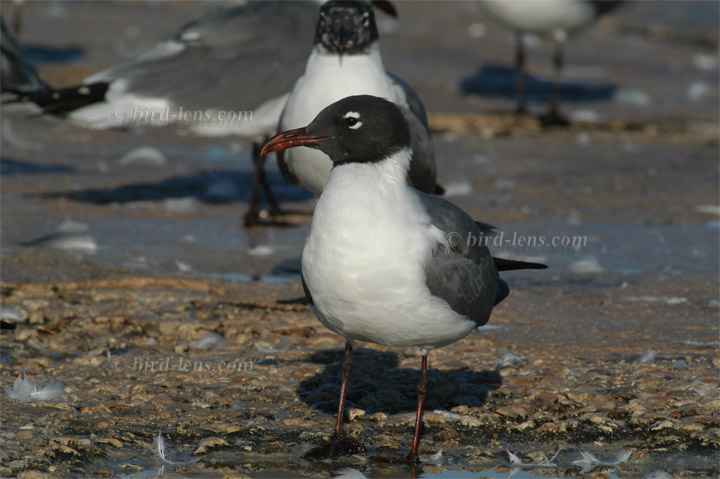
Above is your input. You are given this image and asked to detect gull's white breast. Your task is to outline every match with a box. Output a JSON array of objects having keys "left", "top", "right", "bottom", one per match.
[
  {"left": 480, "top": 0, "right": 597, "bottom": 36},
  {"left": 280, "top": 46, "right": 408, "bottom": 195},
  {"left": 301, "top": 150, "right": 476, "bottom": 350}
]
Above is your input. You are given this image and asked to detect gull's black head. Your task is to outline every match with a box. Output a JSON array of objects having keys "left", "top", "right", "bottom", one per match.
[
  {"left": 261, "top": 95, "right": 411, "bottom": 166},
  {"left": 314, "top": 0, "right": 378, "bottom": 55}
]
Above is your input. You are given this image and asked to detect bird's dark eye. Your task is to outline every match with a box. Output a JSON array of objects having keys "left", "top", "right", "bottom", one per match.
[{"left": 342, "top": 111, "right": 363, "bottom": 129}]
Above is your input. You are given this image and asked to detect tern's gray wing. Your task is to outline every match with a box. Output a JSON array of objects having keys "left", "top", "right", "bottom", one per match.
[
  {"left": 387, "top": 72, "right": 437, "bottom": 194},
  {"left": 416, "top": 192, "right": 502, "bottom": 327},
  {"left": 1, "top": 17, "right": 48, "bottom": 96},
  {"left": 87, "top": 1, "right": 318, "bottom": 112}
]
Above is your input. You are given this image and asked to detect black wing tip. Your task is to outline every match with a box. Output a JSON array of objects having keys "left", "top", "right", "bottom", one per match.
[
  {"left": 276, "top": 296, "right": 309, "bottom": 306},
  {"left": 494, "top": 257, "right": 548, "bottom": 272},
  {"left": 474, "top": 221, "right": 498, "bottom": 236},
  {"left": 371, "top": 0, "right": 397, "bottom": 17},
  {"left": 9, "top": 81, "right": 110, "bottom": 114}
]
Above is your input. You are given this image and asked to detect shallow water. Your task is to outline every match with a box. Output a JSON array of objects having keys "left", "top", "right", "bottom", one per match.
[{"left": 112, "top": 447, "right": 720, "bottom": 479}]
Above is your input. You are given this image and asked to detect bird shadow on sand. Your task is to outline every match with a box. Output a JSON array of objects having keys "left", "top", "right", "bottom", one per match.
[
  {"left": 1, "top": 157, "right": 75, "bottom": 175},
  {"left": 461, "top": 65, "right": 616, "bottom": 104},
  {"left": 37, "top": 169, "right": 313, "bottom": 205},
  {"left": 297, "top": 348, "right": 502, "bottom": 415},
  {"left": 21, "top": 44, "right": 85, "bottom": 64}
]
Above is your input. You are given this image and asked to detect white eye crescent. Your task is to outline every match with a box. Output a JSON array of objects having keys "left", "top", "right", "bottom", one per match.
[{"left": 343, "top": 111, "right": 363, "bottom": 129}]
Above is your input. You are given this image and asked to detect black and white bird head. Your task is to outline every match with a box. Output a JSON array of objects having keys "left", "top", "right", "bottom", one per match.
[
  {"left": 261, "top": 95, "right": 410, "bottom": 166},
  {"left": 315, "top": 0, "right": 379, "bottom": 55}
]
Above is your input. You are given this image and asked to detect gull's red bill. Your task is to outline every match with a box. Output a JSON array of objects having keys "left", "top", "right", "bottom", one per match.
[{"left": 260, "top": 127, "right": 329, "bottom": 156}]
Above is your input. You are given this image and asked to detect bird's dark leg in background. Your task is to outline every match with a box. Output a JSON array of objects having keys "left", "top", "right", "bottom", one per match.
[
  {"left": 244, "top": 139, "right": 284, "bottom": 227},
  {"left": 12, "top": 2, "right": 23, "bottom": 38},
  {"left": 258, "top": 155, "right": 282, "bottom": 218},
  {"left": 261, "top": 173, "right": 282, "bottom": 217},
  {"left": 407, "top": 354, "right": 428, "bottom": 464},
  {"left": 542, "top": 36, "right": 570, "bottom": 126},
  {"left": 514, "top": 32, "right": 527, "bottom": 115},
  {"left": 303, "top": 342, "right": 365, "bottom": 459},
  {"left": 244, "top": 141, "right": 265, "bottom": 226}
]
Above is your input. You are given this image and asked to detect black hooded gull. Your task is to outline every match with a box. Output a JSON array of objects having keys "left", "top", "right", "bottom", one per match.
[
  {"left": 276, "top": 0, "right": 440, "bottom": 199},
  {"left": 261, "top": 94, "right": 546, "bottom": 462}
]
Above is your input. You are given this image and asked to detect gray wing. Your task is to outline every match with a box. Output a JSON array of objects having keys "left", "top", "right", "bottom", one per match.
[
  {"left": 86, "top": 1, "right": 318, "bottom": 112},
  {"left": 417, "top": 193, "right": 501, "bottom": 326},
  {"left": 388, "top": 72, "right": 437, "bottom": 194},
  {"left": 402, "top": 106, "right": 437, "bottom": 194},
  {"left": 387, "top": 71, "right": 429, "bottom": 128},
  {"left": 1, "top": 17, "right": 49, "bottom": 96}
]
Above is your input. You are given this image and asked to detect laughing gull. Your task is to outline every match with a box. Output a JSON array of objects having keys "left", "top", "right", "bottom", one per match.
[
  {"left": 9, "top": 1, "right": 399, "bottom": 226},
  {"left": 6, "top": 2, "right": 317, "bottom": 225},
  {"left": 479, "top": 0, "right": 623, "bottom": 122},
  {"left": 277, "top": 0, "right": 440, "bottom": 197},
  {"left": 261, "top": 95, "right": 546, "bottom": 462}
]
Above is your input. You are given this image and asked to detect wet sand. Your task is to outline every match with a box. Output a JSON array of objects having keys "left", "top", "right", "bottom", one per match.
[{"left": 1, "top": 1, "right": 718, "bottom": 477}]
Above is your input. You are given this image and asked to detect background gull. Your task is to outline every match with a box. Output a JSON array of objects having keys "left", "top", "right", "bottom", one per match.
[
  {"left": 5, "top": 1, "right": 321, "bottom": 224},
  {"left": 477, "top": 0, "right": 624, "bottom": 123},
  {"left": 277, "top": 0, "right": 440, "bottom": 203}
]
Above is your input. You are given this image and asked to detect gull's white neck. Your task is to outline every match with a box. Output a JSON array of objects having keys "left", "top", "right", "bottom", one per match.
[
  {"left": 324, "top": 146, "right": 411, "bottom": 197},
  {"left": 285, "top": 42, "right": 389, "bottom": 130}
]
